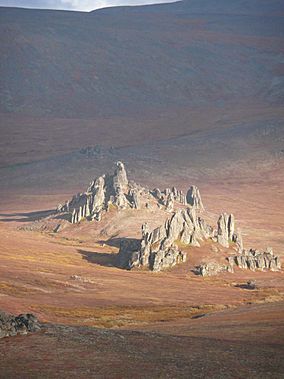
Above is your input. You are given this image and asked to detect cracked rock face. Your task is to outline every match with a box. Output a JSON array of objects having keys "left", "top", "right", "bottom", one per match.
[
  {"left": 58, "top": 161, "right": 133, "bottom": 223},
  {"left": 129, "top": 188, "right": 141, "bottom": 209},
  {"left": 232, "top": 248, "right": 281, "bottom": 272},
  {"left": 151, "top": 244, "right": 186, "bottom": 272},
  {"left": 151, "top": 187, "right": 187, "bottom": 207},
  {"left": 113, "top": 161, "right": 128, "bottom": 193},
  {"left": 186, "top": 185, "right": 204, "bottom": 210},
  {"left": 117, "top": 208, "right": 213, "bottom": 272},
  {"left": 217, "top": 213, "right": 235, "bottom": 248},
  {"left": 0, "top": 312, "right": 40, "bottom": 339}
]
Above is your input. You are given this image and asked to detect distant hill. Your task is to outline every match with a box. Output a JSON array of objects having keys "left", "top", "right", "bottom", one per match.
[{"left": 1, "top": 0, "right": 284, "bottom": 118}]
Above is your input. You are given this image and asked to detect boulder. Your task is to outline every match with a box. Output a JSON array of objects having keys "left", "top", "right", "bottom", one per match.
[
  {"left": 0, "top": 312, "right": 40, "bottom": 339},
  {"left": 196, "top": 262, "right": 227, "bottom": 277}
]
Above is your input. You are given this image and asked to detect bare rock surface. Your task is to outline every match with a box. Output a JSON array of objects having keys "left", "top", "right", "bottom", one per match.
[
  {"left": 196, "top": 248, "right": 282, "bottom": 277},
  {"left": 58, "top": 161, "right": 134, "bottom": 223},
  {"left": 186, "top": 185, "right": 204, "bottom": 211},
  {"left": 117, "top": 208, "right": 213, "bottom": 272},
  {"left": 0, "top": 311, "right": 40, "bottom": 338},
  {"left": 217, "top": 213, "right": 235, "bottom": 248},
  {"left": 232, "top": 248, "right": 281, "bottom": 272},
  {"left": 196, "top": 262, "right": 228, "bottom": 277}
]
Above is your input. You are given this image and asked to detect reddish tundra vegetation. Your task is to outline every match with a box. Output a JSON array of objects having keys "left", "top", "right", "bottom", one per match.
[{"left": 1, "top": 0, "right": 284, "bottom": 377}]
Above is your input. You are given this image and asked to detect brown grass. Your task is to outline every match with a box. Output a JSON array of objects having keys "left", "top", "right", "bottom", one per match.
[
  {"left": 0, "top": 281, "right": 38, "bottom": 297},
  {"left": 30, "top": 304, "right": 229, "bottom": 328}
]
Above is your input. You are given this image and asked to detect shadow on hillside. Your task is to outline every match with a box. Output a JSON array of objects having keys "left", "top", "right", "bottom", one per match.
[
  {"left": 78, "top": 249, "right": 118, "bottom": 268},
  {"left": 78, "top": 236, "right": 140, "bottom": 269},
  {"left": 98, "top": 237, "right": 138, "bottom": 249},
  {"left": 0, "top": 209, "right": 55, "bottom": 222}
]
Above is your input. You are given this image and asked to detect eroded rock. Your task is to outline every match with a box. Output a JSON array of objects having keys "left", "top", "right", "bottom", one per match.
[
  {"left": 186, "top": 185, "right": 204, "bottom": 210},
  {"left": 117, "top": 207, "right": 214, "bottom": 272},
  {"left": 0, "top": 311, "right": 40, "bottom": 339},
  {"left": 232, "top": 248, "right": 281, "bottom": 272},
  {"left": 196, "top": 262, "right": 228, "bottom": 277},
  {"left": 217, "top": 213, "right": 235, "bottom": 248}
]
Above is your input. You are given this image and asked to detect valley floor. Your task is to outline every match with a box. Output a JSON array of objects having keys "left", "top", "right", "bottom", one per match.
[
  {"left": 0, "top": 145, "right": 283, "bottom": 378},
  {"left": 1, "top": 301, "right": 284, "bottom": 379}
]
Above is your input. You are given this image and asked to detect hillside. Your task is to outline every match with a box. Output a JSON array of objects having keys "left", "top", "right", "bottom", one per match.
[{"left": 0, "top": 1, "right": 284, "bottom": 118}]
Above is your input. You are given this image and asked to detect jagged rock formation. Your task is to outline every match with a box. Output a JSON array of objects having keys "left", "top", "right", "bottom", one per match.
[
  {"left": 54, "top": 161, "right": 281, "bottom": 277},
  {"left": 186, "top": 185, "right": 204, "bottom": 211},
  {"left": 0, "top": 312, "right": 40, "bottom": 338},
  {"left": 57, "top": 161, "right": 148, "bottom": 223},
  {"left": 151, "top": 187, "right": 187, "bottom": 207},
  {"left": 196, "top": 248, "right": 281, "bottom": 277},
  {"left": 117, "top": 205, "right": 281, "bottom": 274},
  {"left": 57, "top": 162, "right": 204, "bottom": 224},
  {"left": 117, "top": 208, "right": 213, "bottom": 271},
  {"left": 232, "top": 248, "right": 281, "bottom": 272}
]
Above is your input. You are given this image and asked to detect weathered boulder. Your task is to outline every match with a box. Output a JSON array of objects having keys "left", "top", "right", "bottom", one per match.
[
  {"left": 196, "top": 262, "right": 227, "bottom": 277},
  {"left": 195, "top": 246, "right": 281, "bottom": 277},
  {"left": 114, "top": 186, "right": 129, "bottom": 209},
  {"left": 186, "top": 185, "right": 204, "bottom": 210},
  {"left": 0, "top": 312, "right": 40, "bottom": 339}
]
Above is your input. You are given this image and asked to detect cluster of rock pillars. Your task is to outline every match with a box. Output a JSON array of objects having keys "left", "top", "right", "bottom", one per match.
[
  {"left": 56, "top": 161, "right": 281, "bottom": 275},
  {"left": 1, "top": 162, "right": 282, "bottom": 339}
]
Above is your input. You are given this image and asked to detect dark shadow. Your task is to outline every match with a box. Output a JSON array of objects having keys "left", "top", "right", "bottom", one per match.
[
  {"left": 191, "top": 313, "right": 206, "bottom": 319},
  {"left": 98, "top": 237, "right": 138, "bottom": 249},
  {"left": 235, "top": 283, "right": 257, "bottom": 290},
  {"left": 53, "top": 213, "right": 70, "bottom": 221},
  {"left": 78, "top": 249, "right": 118, "bottom": 268},
  {"left": 191, "top": 267, "right": 202, "bottom": 276},
  {"left": 0, "top": 209, "right": 55, "bottom": 222},
  {"left": 78, "top": 236, "right": 140, "bottom": 269}
]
